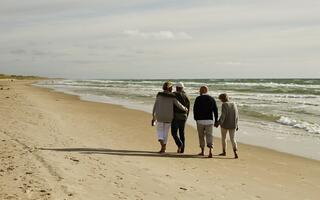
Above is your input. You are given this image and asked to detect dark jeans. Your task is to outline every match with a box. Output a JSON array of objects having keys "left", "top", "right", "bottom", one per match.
[{"left": 171, "top": 119, "right": 186, "bottom": 153}]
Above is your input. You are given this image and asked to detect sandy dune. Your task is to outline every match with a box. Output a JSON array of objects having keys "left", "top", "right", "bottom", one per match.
[{"left": 0, "top": 80, "right": 319, "bottom": 200}]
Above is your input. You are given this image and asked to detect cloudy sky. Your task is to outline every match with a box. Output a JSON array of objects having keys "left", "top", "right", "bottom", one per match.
[{"left": 0, "top": 0, "right": 319, "bottom": 79}]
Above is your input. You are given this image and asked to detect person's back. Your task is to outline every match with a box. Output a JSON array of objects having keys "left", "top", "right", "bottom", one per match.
[
  {"left": 193, "top": 86, "right": 218, "bottom": 158},
  {"left": 171, "top": 82, "right": 190, "bottom": 153},
  {"left": 193, "top": 94, "right": 218, "bottom": 121},
  {"left": 154, "top": 91, "right": 177, "bottom": 123},
  {"left": 218, "top": 93, "right": 239, "bottom": 159},
  {"left": 173, "top": 90, "right": 190, "bottom": 120},
  {"left": 220, "top": 102, "right": 238, "bottom": 129}
]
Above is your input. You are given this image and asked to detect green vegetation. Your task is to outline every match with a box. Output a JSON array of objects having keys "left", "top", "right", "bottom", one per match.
[{"left": 0, "top": 74, "right": 46, "bottom": 80}]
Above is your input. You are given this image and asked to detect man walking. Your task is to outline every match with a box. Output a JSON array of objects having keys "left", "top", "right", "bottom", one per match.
[
  {"left": 193, "top": 86, "right": 219, "bottom": 158},
  {"left": 171, "top": 82, "right": 190, "bottom": 153}
]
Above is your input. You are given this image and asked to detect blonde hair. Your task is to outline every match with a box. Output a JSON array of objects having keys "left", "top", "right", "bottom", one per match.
[
  {"left": 162, "top": 81, "right": 173, "bottom": 91},
  {"left": 199, "top": 86, "right": 208, "bottom": 94}
]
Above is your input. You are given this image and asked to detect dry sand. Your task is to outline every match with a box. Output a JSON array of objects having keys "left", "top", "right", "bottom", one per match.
[{"left": 0, "top": 80, "right": 319, "bottom": 200}]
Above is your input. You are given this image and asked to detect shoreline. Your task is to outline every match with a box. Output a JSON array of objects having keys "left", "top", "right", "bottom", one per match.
[
  {"left": 1, "top": 79, "right": 319, "bottom": 200},
  {"left": 34, "top": 81, "right": 320, "bottom": 161},
  {"left": 50, "top": 88, "right": 320, "bottom": 161}
]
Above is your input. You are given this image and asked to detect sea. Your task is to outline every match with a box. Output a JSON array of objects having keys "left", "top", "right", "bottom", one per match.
[{"left": 36, "top": 79, "right": 320, "bottom": 160}]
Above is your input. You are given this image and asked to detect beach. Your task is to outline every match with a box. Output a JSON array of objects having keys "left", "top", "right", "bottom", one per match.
[
  {"left": 36, "top": 79, "right": 320, "bottom": 160},
  {"left": 1, "top": 80, "right": 320, "bottom": 200}
]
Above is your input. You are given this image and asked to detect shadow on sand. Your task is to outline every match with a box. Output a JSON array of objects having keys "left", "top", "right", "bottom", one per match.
[{"left": 39, "top": 147, "right": 235, "bottom": 159}]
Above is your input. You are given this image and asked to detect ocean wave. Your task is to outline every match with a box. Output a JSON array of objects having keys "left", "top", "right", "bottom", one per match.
[
  {"left": 214, "top": 82, "right": 320, "bottom": 89},
  {"left": 44, "top": 80, "right": 320, "bottom": 94},
  {"left": 274, "top": 94, "right": 318, "bottom": 99},
  {"left": 81, "top": 80, "right": 127, "bottom": 84},
  {"left": 277, "top": 116, "right": 320, "bottom": 134}
]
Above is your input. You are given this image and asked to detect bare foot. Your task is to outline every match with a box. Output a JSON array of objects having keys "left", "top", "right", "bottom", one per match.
[
  {"left": 158, "top": 149, "right": 165, "bottom": 154},
  {"left": 208, "top": 153, "right": 213, "bottom": 158},
  {"left": 234, "top": 150, "right": 239, "bottom": 159},
  {"left": 198, "top": 152, "right": 204, "bottom": 156},
  {"left": 218, "top": 152, "right": 226, "bottom": 156}
]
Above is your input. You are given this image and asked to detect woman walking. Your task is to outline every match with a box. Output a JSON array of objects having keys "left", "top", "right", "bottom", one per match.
[{"left": 218, "top": 93, "right": 239, "bottom": 159}]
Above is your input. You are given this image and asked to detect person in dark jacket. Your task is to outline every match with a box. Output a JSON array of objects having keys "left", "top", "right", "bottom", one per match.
[
  {"left": 193, "top": 86, "right": 219, "bottom": 158},
  {"left": 171, "top": 82, "right": 190, "bottom": 153}
]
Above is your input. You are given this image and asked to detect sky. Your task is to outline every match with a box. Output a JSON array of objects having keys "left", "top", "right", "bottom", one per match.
[{"left": 0, "top": 0, "right": 319, "bottom": 79}]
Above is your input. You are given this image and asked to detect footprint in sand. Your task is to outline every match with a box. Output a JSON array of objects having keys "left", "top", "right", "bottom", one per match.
[
  {"left": 4, "top": 195, "right": 17, "bottom": 199},
  {"left": 179, "top": 187, "right": 188, "bottom": 191},
  {"left": 78, "top": 178, "right": 85, "bottom": 182},
  {"left": 113, "top": 181, "right": 124, "bottom": 188},
  {"left": 64, "top": 155, "right": 80, "bottom": 163},
  {"left": 112, "top": 192, "right": 128, "bottom": 200},
  {"left": 116, "top": 175, "right": 124, "bottom": 180},
  {"left": 70, "top": 157, "right": 80, "bottom": 162}
]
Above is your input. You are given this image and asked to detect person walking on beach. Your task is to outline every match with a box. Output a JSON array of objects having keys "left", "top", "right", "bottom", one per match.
[
  {"left": 152, "top": 81, "right": 188, "bottom": 153},
  {"left": 218, "top": 93, "right": 239, "bottom": 159},
  {"left": 171, "top": 82, "right": 190, "bottom": 153},
  {"left": 193, "top": 86, "right": 219, "bottom": 158}
]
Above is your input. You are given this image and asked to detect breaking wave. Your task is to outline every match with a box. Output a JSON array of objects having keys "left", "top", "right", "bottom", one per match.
[{"left": 277, "top": 116, "right": 320, "bottom": 134}]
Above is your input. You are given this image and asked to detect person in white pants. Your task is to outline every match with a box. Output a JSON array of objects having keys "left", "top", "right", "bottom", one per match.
[{"left": 156, "top": 122, "right": 171, "bottom": 146}]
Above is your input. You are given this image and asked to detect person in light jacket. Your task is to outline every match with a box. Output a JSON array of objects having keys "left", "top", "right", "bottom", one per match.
[
  {"left": 152, "top": 81, "right": 188, "bottom": 153},
  {"left": 218, "top": 93, "right": 239, "bottom": 159}
]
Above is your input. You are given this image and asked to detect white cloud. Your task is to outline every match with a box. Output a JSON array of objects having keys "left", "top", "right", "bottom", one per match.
[
  {"left": 123, "top": 30, "right": 192, "bottom": 40},
  {"left": 0, "top": 0, "right": 319, "bottom": 78}
]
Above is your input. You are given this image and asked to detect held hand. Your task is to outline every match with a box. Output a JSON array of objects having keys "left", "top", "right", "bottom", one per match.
[
  {"left": 214, "top": 121, "right": 219, "bottom": 128},
  {"left": 151, "top": 119, "right": 156, "bottom": 126}
]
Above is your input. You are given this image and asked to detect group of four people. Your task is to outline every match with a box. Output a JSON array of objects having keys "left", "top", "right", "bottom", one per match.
[{"left": 152, "top": 81, "right": 239, "bottom": 159}]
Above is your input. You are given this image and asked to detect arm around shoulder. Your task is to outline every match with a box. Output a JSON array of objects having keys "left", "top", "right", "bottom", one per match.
[{"left": 174, "top": 99, "right": 188, "bottom": 112}]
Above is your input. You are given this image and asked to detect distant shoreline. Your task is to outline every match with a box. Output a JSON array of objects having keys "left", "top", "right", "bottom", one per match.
[{"left": 0, "top": 73, "right": 47, "bottom": 80}]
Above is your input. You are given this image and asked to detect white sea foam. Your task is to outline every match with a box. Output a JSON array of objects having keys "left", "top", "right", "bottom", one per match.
[
  {"left": 219, "top": 82, "right": 320, "bottom": 89},
  {"left": 277, "top": 116, "right": 320, "bottom": 134}
]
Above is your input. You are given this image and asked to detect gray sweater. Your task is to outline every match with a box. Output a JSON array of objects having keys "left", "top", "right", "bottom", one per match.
[
  {"left": 152, "top": 92, "right": 188, "bottom": 123},
  {"left": 219, "top": 102, "right": 239, "bottom": 129}
]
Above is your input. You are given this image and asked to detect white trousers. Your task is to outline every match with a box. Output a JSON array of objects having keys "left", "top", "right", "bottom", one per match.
[{"left": 156, "top": 122, "right": 171, "bottom": 144}]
